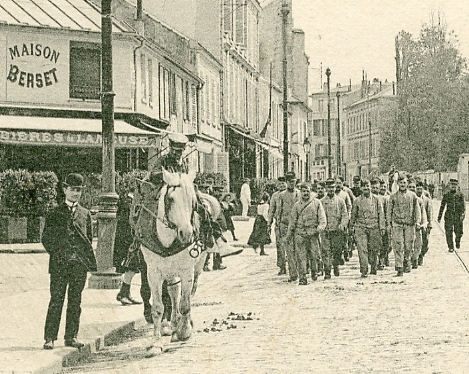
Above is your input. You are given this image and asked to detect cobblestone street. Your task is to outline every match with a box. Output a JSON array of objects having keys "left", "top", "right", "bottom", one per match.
[{"left": 63, "top": 209, "right": 469, "bottom": 374}]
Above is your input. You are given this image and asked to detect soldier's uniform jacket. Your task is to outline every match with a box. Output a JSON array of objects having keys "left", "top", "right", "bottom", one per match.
[
  {"left": 268, "top": 190, "right": 282, "bottom": 226},
  {"left": 350, "top": 194, "right": 385, "bottom": 230},
  {"left": 321, "top": 195, "right": 348, "bottom": 231},
  {"left": 416, "top": 195, "right": 428, "bottom": 228},
  {"left": 375, "top": 193, "right": 390, "bottom": 226},
  {"left": 336, "top": 189, "right": 352, "bottom": 216},
  {"left": 421, "top": 194, "right": 433, "bottom": 228},
  {"left": 438, "top": 190, "right": 465, "bottom": 222},
  {"left": 277, "top": 189, "right": 301, "bottom": 226},
  {"left": 387, "top": 190, "right": 421, "bottom": 227},
  {"left": 287, "top": 198, "right": 327, "bottom": 237},
  {"left": 42, "top": 203, "right": 96, "bottom": 274}
]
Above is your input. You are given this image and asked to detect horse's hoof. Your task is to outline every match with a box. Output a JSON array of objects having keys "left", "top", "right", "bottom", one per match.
[
  {"left": 145, "top": 345, "right": 163, "bottom": 358},
  {"left": 161, "top": 322, "right": 172, "bottom": 336},
  {"left": 170, "top": 332, "right": 179, "bottom": 342}
]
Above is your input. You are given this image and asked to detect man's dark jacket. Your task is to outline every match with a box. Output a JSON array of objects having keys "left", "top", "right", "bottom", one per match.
[
  {"left": 438, "top": 190, "right": 466, "bottom": 223},
  {"left": 42, "top": 203, "right": 97, "bottom": 274}
]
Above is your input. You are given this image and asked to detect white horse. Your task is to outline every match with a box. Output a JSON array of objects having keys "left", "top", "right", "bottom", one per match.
[{"left": 137, "top": 169, "right": 220, "bottom": 357}]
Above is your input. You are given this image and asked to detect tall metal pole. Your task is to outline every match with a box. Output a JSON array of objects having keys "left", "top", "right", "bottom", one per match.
[
  {"left": 368, "top": 119, "right": 372, "bottom": 175},
  {"left": 326, "top": 68, "right": 332, "bottom": 178},
  {"left": 281, "top": 2, "right": 290, "bottom": 175},
  {"left": 89, "top": 0, "right": 120, "bottom": 289},
  {"left": 336, "top": 91, "right": 341, "bottom": 177}
]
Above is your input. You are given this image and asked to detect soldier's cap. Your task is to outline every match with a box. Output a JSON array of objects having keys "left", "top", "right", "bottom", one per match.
[
  {"left": 316, "top": 181, "right": 326, "bottom": 188},
  {"left": 285, "top": 171, "right": 297, "bottom": 181},
  {"left": 353, "top": 175, "right": 361, "bottom": 182},
  {"left": 63, "top": 173, "right": 85, "bottom": 188},
  {"left": 450, "top": 178, "right": 459, "bottom": 184},
  {"left": 242, "top": 178, "right": 250, "bottom": 183},
  {"left": 416, "top": 181, "right": 424, "bottom": 187},
  {"left": 277, "top": 176, "right": 286, "bottom": 182},
  {"left": 168, "top": 133, "right": 189, "bottom": 150},
  {"left": 370, "top": 177, "right": 380, "bottom": 185},
  {"left": 379, "top": 179, "right": 386, "bottom": 185},
  {"left": 325, "top": 178, "right": 335, "bottom": 186}
]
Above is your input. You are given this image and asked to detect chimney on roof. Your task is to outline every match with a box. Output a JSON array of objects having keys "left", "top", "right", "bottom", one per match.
[
  {"left": 349, "top": 79, "right": 352, "bottom": 92},
  {"left": 136, "top": 0, "right": 144, "bottom": 35},
  {"left": 392, "top": 81, "right": 396, "bottom": 95}
]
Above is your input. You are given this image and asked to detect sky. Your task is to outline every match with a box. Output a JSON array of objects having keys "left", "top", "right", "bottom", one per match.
[{"left": 278, "top": 0, "right": 469, "bottom": 93}]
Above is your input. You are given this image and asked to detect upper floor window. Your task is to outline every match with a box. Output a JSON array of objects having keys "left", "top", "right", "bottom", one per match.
[{"left": 69, "top": 41, "right": 100, "bottom": 100}]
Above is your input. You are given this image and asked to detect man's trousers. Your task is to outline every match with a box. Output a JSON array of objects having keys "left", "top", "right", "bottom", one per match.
[
  {"left": 279, "top": 223, "right": 298, "bottom": 279},
  {"left": 295, "top": 234, "right": 321, "bottom": 280},
  {"left": 354, "top": 227, "right": 381, "bottom": 275},
  {"left": 444, "top": 219, "right": 463, "bottom": 250},
  {"left": 321, "top": 230, "right": 345, "bottom": 272},
  {"left": 391, "top": 224, "right": 415, "bottom": 269},
  {"left": 275, "top": 225, "right": 286, "bottom": 270}
]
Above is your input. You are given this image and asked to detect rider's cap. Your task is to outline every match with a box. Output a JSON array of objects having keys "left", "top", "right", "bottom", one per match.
[
  {"left": 285, "top": 171, "right": 297, "bottom": 181},
  {"left": 169, "top": 133, "right": 189, "bottom": 150}
]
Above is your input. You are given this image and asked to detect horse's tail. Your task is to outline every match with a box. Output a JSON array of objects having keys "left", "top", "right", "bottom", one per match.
[{"left": 198, "top": 192, "right": 221, "bottom": 220}]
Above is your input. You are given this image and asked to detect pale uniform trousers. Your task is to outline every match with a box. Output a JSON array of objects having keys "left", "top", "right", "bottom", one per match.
[
  {"left": 351, "top": 194, "right": 385, "bottom": 275},
  {"left": 321, "top": 195, "right": 348, "bottom": 272},
  {"left": 277, "top": 189, "right": 301, "bottom": 279},
  {"left": 268, "top": 190, "right": 285, "bottom": 270},
  {"left": 336, "top": 189, "right": 353, "bottom": 257},
  {"left": 387, "top": 190, "right": 421, "bottom": 269},
  {"left": 420, "top": 195, "right": 433, "bottom": 259},
  {"left": 376, "top": 194, "right": 391, "bottom": 264},
  {"left": 288, "top": 198, "right": 326, "bottom": 280},
  {"left": 412, "top": 196, "right": 428, "bottom": 262}
]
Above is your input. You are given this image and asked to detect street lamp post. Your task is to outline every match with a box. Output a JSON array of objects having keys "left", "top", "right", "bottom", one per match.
[
  {"left": 336, "top": 91, "right": 341, "bottom": 177},
  {"left": 281, "top": 1, "right": 290, "bottom": 175},
  {"left": 326, "top": 68, "right": 332, "bottom": 178},
  {"left": 304, "top": 137, "right": 311, "bottom": 181},
  {"left": 88, "top": 0, "right": 120, "bottom": 289}
]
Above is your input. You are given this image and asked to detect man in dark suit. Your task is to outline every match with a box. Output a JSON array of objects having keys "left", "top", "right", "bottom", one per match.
[{"left": 42, "top": 173, "right": 97, "bottom": 350}]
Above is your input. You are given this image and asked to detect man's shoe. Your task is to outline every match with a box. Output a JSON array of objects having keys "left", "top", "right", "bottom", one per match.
[
  {"left": 144, "top": 313, "right": 153, "bottom": 324},
  {"left": 43, "top": 340, "right": 54, "bottom": 350},
  {"left": 418, "top": 257, "right": 423, "bottom": 266},
  {"left": 203, "top": 265, "right": 210, "bottom": 272},
  {"left": 456, "top": 244, "right": 461, "bottom": 250},
  {"left": 411, "top": 260, "right": 418, "bottom": 269},
  {"left": 449, "top": 248, "right": 454, "bottom": 253},
  {"left": 339, "top": 257, "right": 345, "bottom": 265},
  {"left": 324, "top": 274, "right": 331, "bottom": 280},
  {"left": 215, "top": 264, "right": 227, "bottom": 270},
  {"left": 333, "top": 266, "right": 340, "bottom": 277},
  {"left": 361, "top": 273, "right": 368, "bottom": 278},
  {"left": 259, "top": 252, "right": 269, "bottom": 256},
  {"left": 288, "top": 277, "right": 298, "bottom": 283},
  {"left": 370, "top": 270, "right": 377, "bottom": 275},
  {"left": 396, "top": 270, "right": 404, "bottom": 277},
  {"left": 278, "top": 269, "right": 286, "bottom": 275},
  {"left": 117, "top": 293, "right": 133, "bottom": 306},
  {"left": 65, "top": 338, "right": 84, "bottom": 349},
  {"left": 404, "top": 266, "right": 411, "bottom": 273},
  {"left": 311, "top": 274, "right": 318, "bottom": 281}
]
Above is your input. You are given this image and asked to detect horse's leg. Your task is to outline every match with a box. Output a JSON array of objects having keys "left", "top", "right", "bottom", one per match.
[
  {"left": 166, "top": 279, "right": 181, "bottom": 338},
  {"left": 175, "top": 262, "right": 195, "bottom": 341},
  {"left": 160, "top": 281, "right": 173, "bottom": 336},
  {"left": 140, "top": 247, "right": 164, "bottom": 356}
]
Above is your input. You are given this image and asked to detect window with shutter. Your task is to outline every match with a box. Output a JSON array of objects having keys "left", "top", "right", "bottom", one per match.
[
  {"left": 211, "top": 78, "right": 215, "bottom": 127},
  {"left": 206, "top": 75, "right": 211, "bottom": 124},
  {"left": 169, "top": 72, "right": 177, "bottom": 115},
  {"left": 69, "top": 41, "right": 101, "bottom": 100},
  {"left": 191, "top": 84, "right": 197, "bottom": 126},
  {"left": 185, "top": 81, "right": 190, "bottom": 120},
  {"left": 164, "top": 69, "right": 170, "bottom": 119},
  {"left": 141, "top": 53, "right": 147, "bottom": 102},
  {"left": 200, "top": 75, "right": 205, "bottom": 122},
  {"left": 148, "top": 58, "right": 153, "bottom": 106}
]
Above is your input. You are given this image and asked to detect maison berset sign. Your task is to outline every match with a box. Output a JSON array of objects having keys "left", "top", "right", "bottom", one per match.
[{"left": 7, "top": 43, "right": 60, "bottom": 88}]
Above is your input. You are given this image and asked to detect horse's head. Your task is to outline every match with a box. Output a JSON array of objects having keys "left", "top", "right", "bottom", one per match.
[{"left": 160, "top": 168, "right": 198, "bottom": 246}]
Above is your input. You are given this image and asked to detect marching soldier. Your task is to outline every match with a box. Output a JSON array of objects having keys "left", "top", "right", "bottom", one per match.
[
  {"left": 371, "top": 178, "right": 389, "bottom": 269},
  {"left": 416, "top": 181, "right": 432, "bottom": 265},
  {"left": 268, "top": 177, "right": 288, "bottom": 275},
  {"left": 408, "top": 179, "right": 427, "bottom": 269},
  {"left": 276, "top": 171, "right": 301, "bottom": 282},
  {"left": 321, "top": 178, "right": 348, "bottom": 279},
  {"left": 350, "top": 179, "right": 385, "bottom": 277},
  {"left": 387, "top": 174, "right": 421, "bottom": 276},
  {"left": 286, "top": 183, "right": 326, "bottom": 284},
  {"left": 42, "top": 173, "right": 97, "bottom": 350},
  {"left": 438, "top": 178, "right": 465, "bottom": 252},
  {"left": 351, "top": 175, "right": 363, "bottom": 198}
]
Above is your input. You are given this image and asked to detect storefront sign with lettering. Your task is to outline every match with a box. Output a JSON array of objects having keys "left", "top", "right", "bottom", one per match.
[
  {"left": 7, "top": 43, "right": 61, "bottom": 88},
  {"left": 0, "top": 130, "right": 156, "bottom": 148}
]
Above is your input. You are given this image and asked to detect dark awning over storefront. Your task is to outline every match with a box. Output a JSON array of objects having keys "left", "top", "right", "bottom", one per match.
[{"left": 0, "top": 115, "right": 160, "bottom": 148}]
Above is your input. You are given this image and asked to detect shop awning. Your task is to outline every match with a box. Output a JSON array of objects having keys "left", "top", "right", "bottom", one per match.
[{"left": 0, "top": 115, "right": 160, "bottom": 148}]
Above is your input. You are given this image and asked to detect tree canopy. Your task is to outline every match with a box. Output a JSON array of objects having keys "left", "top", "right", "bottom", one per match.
[{"left": 381, "top": 15, "right": 468, "bottom": 173}]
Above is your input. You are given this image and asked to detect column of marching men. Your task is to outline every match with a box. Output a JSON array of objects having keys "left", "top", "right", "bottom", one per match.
[{"left": 267, "top": 171, "right": 437, "bottom": 285}]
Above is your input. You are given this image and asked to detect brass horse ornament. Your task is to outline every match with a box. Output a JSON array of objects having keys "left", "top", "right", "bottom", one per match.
[{"left": 134, "top": 168, "right": 223, "bottom": 357}]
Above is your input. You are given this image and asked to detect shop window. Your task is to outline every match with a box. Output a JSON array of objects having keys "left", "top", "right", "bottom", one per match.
[{"left": 69, "top": 41, "right": 101, "bottom": 100}]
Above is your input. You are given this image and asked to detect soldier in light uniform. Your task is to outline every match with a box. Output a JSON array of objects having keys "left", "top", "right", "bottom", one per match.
[
  {"left": 268, "top": 177, "right": 287, "bottom": 275},
  {"left": 321, "top": 178, "right": 349, "bottom": 279},
  {"left": 276, "top": 171, "right": 301, "bottom": 282},
  {"left": 350, "top": 179, "right": 385, "bottom": 278},
  {"left": 416, "top": 181, "right": 432, "bottom": 266},
  {"left": 408, "top": 179, "right": 427, "bottom": 269},
  {"left": 387, "top": 174, "right": 421, "bottom": 276},
  {"left": 371, "top": 178, "right": 388, "bottom": 269},
  {"left": 335, "top": 177, "right": 353, "bottom": 262},
  {"left": 286, "top": 183, "right": 326, "bottom": 285}
]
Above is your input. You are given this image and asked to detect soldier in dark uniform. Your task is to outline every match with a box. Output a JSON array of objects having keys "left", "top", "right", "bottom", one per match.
[
  {"left": 438, "top": 178, "right": 466, "bottom": 252},
  {"left": 42, "top": 173, "right": 97, "bottom": 350}
]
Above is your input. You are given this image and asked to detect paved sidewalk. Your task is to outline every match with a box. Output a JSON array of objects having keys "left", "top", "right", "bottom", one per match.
[{"left": 0, "top": 219, "right": 257, "bottom": 374}]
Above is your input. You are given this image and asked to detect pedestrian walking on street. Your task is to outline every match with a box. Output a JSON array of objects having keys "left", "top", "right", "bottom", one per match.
[
  {"left": 350, "top": 179, "right": 385, "bottom": 278},
  {"left": 276, "top": 171, "right": 301, "bottom": 282},
  {"left": 221, "top": 193, "right": 238, "bottom": 241},
  {"left": 387, "top": 174, "right": 421, "bottom": 276},
  {"left": 248, "top": 192, "right": 271, "bottom": 256},
  {"left": 321, "top": 178, "right": 349, "bottom": 279},
  {"left": 42, "top": 173, "right": 97, "bottom": 350},
  {"left": 335, "top": 177, "right": 353, "bottom": 262},
  {"left": 286, "top": 183, "right": 326, "bottom": 284},
  {"left": 408, "top": 179, "right": 428, "bottom": 269},
  {"left": 268, "top": 177, "right": 287, "bottom": 275},
  {"left": 416, "top": 181, "right": 433, "bottom": 265},
  {"left": 240, "top": 178, "right": 251, "bottom": 218},
  {"left": 372, "top": 178, "right": 390, "bottom": 268},
  {"left": 438, "top": 178, "right": 465, "bottom": 252}
]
